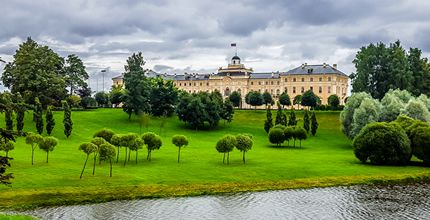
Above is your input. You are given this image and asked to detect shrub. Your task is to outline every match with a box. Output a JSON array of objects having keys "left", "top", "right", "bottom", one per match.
[
  {"left": 215, "top": 135, "right": 236, "bottom": 164},
  {"left": 235, "top": 134, "right": 253, "bottom": 163},
  {"left": 409, "top": 125, "right": 430, "bottom": 163},
  {"left": 295, "top": 127, "right": 307, "bottom": 147},
  {"left": 350, "top": 97, "right": 381, "bottom": 138},
  {"left": 268, "top": 128, "right": 284, "bottom": 146},
  {"left": 340, "top": 92, "right": 373, "bottom": 138},
  {"left": 352, "top": 122, "right": 411, "bottom": 165},
  {"left": 284, "top": 127, "right": 294, "bottom": 146},
  {"left": 93, "top": 129, "right": 116, "bottom": 143},
  {"left": 328, "top": 94, "right": 340, "bottom": 108},
  {"left": 172, "top": 135, "right": 189, "bottom": 163},
  {"left": 401, "top": 99, "right": 430, "bottom": 122}
]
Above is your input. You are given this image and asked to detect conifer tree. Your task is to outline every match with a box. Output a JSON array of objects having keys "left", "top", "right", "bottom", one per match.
[
  {"left": 5, "top": 105, "right": 13, "bottom": 131},
  {"left": 303, "top": 110, "right": 310, "bottom": 133},
  {"left": 62, "top": 101, "right": 73, "bottom": 138},
  {"left": 275, "top": 102, "right": 283, "bottom": 125},
  {"left": 311, "top": 111, "right": 318, "bottom": 136},
  {"left": 46, "top": 106, "right": 55, "bottom": 136},
  {"left": 14, "top": 93, "right": 26, "bottom": 134},
  {"left": 288, "top": 108, "right": 297, "bottom": 126},
  {"left": 34, "top": 97, "right": 43, "bottom": 134},
  {"left": 264, "top": 106, "right": 273, "bottom": 133}
]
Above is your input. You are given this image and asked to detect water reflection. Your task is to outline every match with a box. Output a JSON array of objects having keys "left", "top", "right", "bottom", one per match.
[{"left": 23, "top": 183, "right": 430, "bottom": 220}]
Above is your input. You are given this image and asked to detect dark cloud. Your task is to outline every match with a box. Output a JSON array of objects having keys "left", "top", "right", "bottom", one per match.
[{"left": 0, "top": 0, "right": 429, "bottom": 91}]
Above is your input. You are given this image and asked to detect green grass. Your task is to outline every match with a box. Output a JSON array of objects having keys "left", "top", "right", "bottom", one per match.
[
  {"left": 0, "top": 109, "right": 429, "bottom": 210},
  {"left": 0, "top": 214, "right": 36, "bottom": 220}
]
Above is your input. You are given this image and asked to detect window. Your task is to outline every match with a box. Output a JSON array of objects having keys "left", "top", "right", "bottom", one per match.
[
  {"left": 207, "top": 82, "right": 209, "bottom": 86},
  {"left": 328, "top": 86, "right": 331, "bottom": 93},
  {"left": 285, "top": 87, "right": 288, "bottom": 93},
  {"left": 200, "top": 82, "right": 202, "bottom": 86},
  {"left": 310, "top": 78, "right": 313, "bottom": 82},
  {"left": 194, "top": 82, "right": 196, "bottom": 86},
  {"left": 319, "top": 77, "right": 322, "bottom": 82},
  {"left": 319, "top": 86, "right": 322, "bottom": 93},
  {"left": 179, "top": 83, "right": 182, "bottom": 86},
  {"left": 293, "top": 87, "right": 296, "bottom": 93},
  {"left": 276, "top": 89, "right": 280, "bottom": 95},
  {"left": 301, "top": 87, "right": 304, "bottom": 93},
  {"left": 293, "top": 78, "right": 296, "bottom": 82},
  {"left": 265, "top": 81, "right": 268, "bottom": 85},
  {"left": 271, "top": 89, "right": 273, "bottom": 93},
  {"left": 277, "top": 81, "right": 280, "bottom": 85},
  {"left": 310, "top": 86, "right": 313, "bottom": 91},
  {"left": 271, "top": 81, "right": 274, "bottom": 85},
  {"left": 251, "top": 82, "right": 254, "bottom": 85},
  {"left": 259, "top": 82, "right": 261, "bottom": 85},
  {"left": 328, "top": 77, "right": 331, "bottom": 81},
  {"left": 301, "top": 78, "right": 304, "bottom": 82},
  {"left": 259, "top": 89, "right": 261, "bottom": 92},
  {"left": 285, "top": 78, "right": 288, "bottom": 82},
  {"left": 307, "top": 68, "right": 313, "bottom": 73}
]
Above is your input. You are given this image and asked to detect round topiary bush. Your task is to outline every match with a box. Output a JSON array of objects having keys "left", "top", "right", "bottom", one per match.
[
  {"left": 352, "top": 122, "right": 411, "bottom": 165},
  {"left": 268, "top": 128, "right": 285, "bottom": 146},
  {"left": 409, "top": 125, "right": 430, "bottom": 163}
]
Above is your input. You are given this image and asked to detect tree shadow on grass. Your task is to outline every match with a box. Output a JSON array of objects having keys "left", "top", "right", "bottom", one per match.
[{"left": 267, "top": 144, "right": 307, "bottom": 150}]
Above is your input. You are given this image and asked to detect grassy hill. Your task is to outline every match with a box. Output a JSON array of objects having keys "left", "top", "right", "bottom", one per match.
[{"left": 1, "top": 109, "right": 429, "bottom": 209}]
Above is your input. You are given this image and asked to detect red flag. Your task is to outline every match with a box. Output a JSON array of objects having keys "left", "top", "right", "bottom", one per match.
[{"left": 231, "top": 43, "right": 236, "bottom": 47}]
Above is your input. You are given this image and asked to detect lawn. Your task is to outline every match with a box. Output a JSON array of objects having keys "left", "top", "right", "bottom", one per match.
[{"left": 1, "top": 109, "right": 429, "bottom": 209}]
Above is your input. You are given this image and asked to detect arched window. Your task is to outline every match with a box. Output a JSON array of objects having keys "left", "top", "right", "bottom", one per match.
[{"left": 224, "top": 87, "right": 231, "bottom": 97}]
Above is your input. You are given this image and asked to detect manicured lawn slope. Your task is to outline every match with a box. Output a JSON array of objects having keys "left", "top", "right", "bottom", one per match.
[{"left": 1, "top": 109, "right": 429, "bottom": 209}]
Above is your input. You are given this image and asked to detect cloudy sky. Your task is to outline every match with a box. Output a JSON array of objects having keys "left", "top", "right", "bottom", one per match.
[{"left": 0, "top": 0, "right": 429, "bottom": 92}]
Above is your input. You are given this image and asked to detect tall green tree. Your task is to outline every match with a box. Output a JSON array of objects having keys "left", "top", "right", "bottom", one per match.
[
  {"left": 39, "top": 136, "right": 58, "bottom": 163},
  {"left": 64, "top": 54, "right": 89, "bottom": 95},
  {"left": 303, "top": 110, "right": 310, "bottom": 133},
  {"left": 150, "top": 77, "right": 179, "bottom": 116},
  {"left": 228, "top": 91, "right": 242, "bottom": 108},
  {"left": 408, "top": 48, "right": 430, "bottom": 96},
  {"left": 235, "top": 134, "right": 253, "bottom": 164},
  {"left": 293, "top": 95, "right": 302, "bottom": 109},
  {"left": 0, "top": 141, "right": 14, "bottom": 157},
  {"left": 311, "top": 111, "right": 318, "bottom": 136},
  {"left": 122, "top": 52, "right": 151, "bottom": 120},
  {"left": 34, "top": 97, "right": 44, "bottom": 134},
  {"left": 0, "top": 156, "right": 13, "bottom": 185},
  {"left": 301, "top": 90, "right": 318, "bottom": 108},
  {"left": 25, "top": 132, "right": 43, "bottom": 165},
  {"left": 215, "top": 135, "right": 236, "bottom": 164},
  {"left": 4, "top": 105, "right": 13, "bottom": 131},
  {"left": 221, "top": 99, "right": 234, "bottom": 123},
  {"left": 13, "top": 93, "right": 27, "bottom": 134},
  {"left": 264, "top": 106, "right": 273, "bottom": 133},
  {"left": 99, "top": 143, "right": 116, "bottom": 177},
  {"left": 262, "top": 91, "right": 273, "bottom": 106},
  {"left": 328, "top": 94, "right": 340, "bottom": 108},
  {"left": 62, "top": 100, "right": 73, "bottom": 138},
  {"left": 288, "top": 109, "right": 297, "bottom": 126},
  {"left": 2, "top": 37, "right": 66, "bottom": 105},
  {"left": 95, "top": 92, "right": 109, "bottom": 107},
  {"left": 110, "top": 86, "right": 124, "bottom": 108},
  {"left": 279, "top": 92, "right": 291, "bottom": 109},
  {"left": 46, "top": 106, "right": 55, "bottom": 136},
  {"left": 246, "top": 91, "right": 263, "bottom": 109},
  {"left": 275, "top": 102, "right": 284, "bottom": 125}
]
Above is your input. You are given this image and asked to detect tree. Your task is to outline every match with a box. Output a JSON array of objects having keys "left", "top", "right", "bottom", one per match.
[
  {"left": 351, "top": 98, "right": 381, "bottom": 138},
  {"left": 81, "top": 96, "right": 97, "bottom": 109},
  {"left": 25, "top": 132, "right": 43, "bottom": 165},
  {"left": 79, "top": 142, "right": 97, "bottom": 179},
  {"left": 34, "top": 97, "right": 44, "bottom": 134},
  {"left": 301, "top": 90, "right": 318, "bottom": 108},
  {"left": 293, "top": 95, "right": 302, "bottom": 109},
  {"left": 351, "top": 41, "right": 415, "bottom": 99},
  {"left": 408, "top": 48, "right": 430, "bottom": 97},
  {"left": 288, "top": 109, "right": 297, "bottom": 126},
  {"left": 262, "top": 91, "right": 274, "bottom": 106},
  {"left": 119, "top": 133, "right": 139, "bottom": 166},
  {"left": 93, "top": 129, "right": 116, "bottom": 143},
  {"left": 110, "top": 86, "right": 124, "bottom": 108},
  {"left": 311, "top": 112, "right": 318, "bottom": 136},
  {"left": 122, "top": 52, "right": 151, "bottom": 119},
  {"left": 279, "top": 92, "right": 291, "bottom": 109},
  {"left": 380, "top": 91, "right": 405, "bottom": 122},
  {"left": 64, "top": 54, "right": 89, "bottom": 95},
  {"left": 0, "top": 156, "right": 13, "bottom": 185},
  {"left": 264, "top": 106, "right": 273, "bottom": 133},
  {"left": 275, "top": 102, "right": 283, "bottom": 125},
  {"left": 110, "top": 134, "right": 123, "bottom": 163},
  {"left": 268, "top": 128, "right": 284, "bottom": 147},
  {"left": 13, "top": 93, "right": 27, "bottom": 134},
  {"left": 172, "top": 135, "right": 189, "bottom": 163},
  {"left": 247, "top": 91, "right": 263, "bottom": 109},
  {"left": 228, "top": 91, "right": 242, "bottom": 108},
  {"left": 215, "top": 135, "right": 236, "bottom": 164},
  {"left": 0, "top": 141, "right": 14, "bottom": 157},
  {"left": 129, "top": 137, "right": 144, "bottom": 164},
  {"left": 46, "top": 106, "right": 55, "bottom": 136},
  {"left": 235, "top": 134, "right": 253, "bottom": 163},
  {"left": 67, "top": 95, "right": 81, "bottom": 108},
  {"left": 328, "top": 95, "right": 340, "bottom": 108},
  {"left": 138, "top": 113, "right": 150, "bottom": 134},
  {"left": 4, "top": 105, "right": 13, "bottom": 131},
  {"left": 221, "top": 99, "right": 234, "bottom": 124},
  {"left": 76, "top": 85, "right": 92, "bottom": 99},
  {"left": 91, "top": 137, "right": 107, "bottom": 174},
  {"left": 99, "top": 143, "right": 116, "bottom": 177},
  {"left": 142, "top": 132, "right": 162, "bottom": 161},
  {"left": 340, "top": 92, "right": 373, "bottom": 139},
  {"left": 39, "top": 136, "right": 58, "bottom": 163},
  {"left": 401, "top": 99, "right": 430, "bottom": 122},
  {"left": 150, "top": 77, "right": 179, "bottom": 116},
  {"left": 2, "top": 37, "right": 66, "bottom": 106},
  {"left": 303, "top": 110, "right": 310, "bottom": 133},
  {"left": 95, "top": 92, "right": 109, "bottom": 107},
  {"left": 284, "top": 127, "right": 294, "bottom": 146},
  {"left": 353, "top": 122, "right": 411, "bottom": 165},
  {"left": 295, "top": 127, "right": 307, "bottom": 147},
  {"left": 409, "top": 126, "right": 430, "bottom": 163},
  {"left": 62, "top": 100, "right": 73, "bottom": 138}
]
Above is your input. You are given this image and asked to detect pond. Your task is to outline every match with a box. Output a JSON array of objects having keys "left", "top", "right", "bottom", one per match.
[{"left": 21, "top": 183, "right": 430, "bottom": 220}]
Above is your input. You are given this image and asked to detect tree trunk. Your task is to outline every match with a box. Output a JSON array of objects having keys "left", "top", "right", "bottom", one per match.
[
  {"left": 294, "top": 139, "right": 296, "bottom": 147},
  {"left": 109, "top": 159, "right": 112, "bottom": 177},
  {"left": 128, "top": 149, "right": 131, "bottom": 162},
  {"left": 5, "top": 151, "right": 8, "bottom": 157},
  {"left": 46, "top": 152, "right": 49, "bottom": 163},
  {"left": 223, "top": 153, "right": 225, "bottom": 164},
  {"left": 92, "top": 153, "right": 97, "bottom": 175},
  {"left": 124, "top": 147, "right": 128, "bottom": 166},
  {"left": 116, "top": 147, "right": 120, "bottom": 163},
  {"left": 80, "top": 154, "right": 89, "bottom": 179},
  {"left": 177, "top": 147, "right": 181, "bottom": 163},
  {"left": 300, "top": 140, "right": 302, "bottom": 148},
  {"left": 147, "top": 149, "right": 150, "bottom": 161},
  {"left": 243, "top": 151, "right": 246, "bottom": 164},
  {"left": 136, "top": 151, "right": 138, "bottom": 164},
  {"left": 227, "top": 152, "right": 230, "bottom": 165},
  {"left": 31, "top": 146, "right": 35, "bottom": 165}
]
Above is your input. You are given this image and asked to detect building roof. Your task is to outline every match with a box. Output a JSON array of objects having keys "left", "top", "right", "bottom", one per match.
[
  {"left": 284, "top": 64, "right": 347, "bottom": 76},
  {"left": 249, "top": 72, "right": 281, "bottom": 79},
  {"left": 232, "top": 55, "right": 240, "bottom": 60}
]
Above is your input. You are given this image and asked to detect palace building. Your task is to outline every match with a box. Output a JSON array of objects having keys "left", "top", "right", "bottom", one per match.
[{"left": 112, "top": 55, "right": 349, "bottom": 108}]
